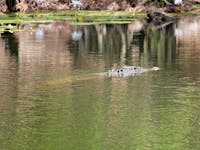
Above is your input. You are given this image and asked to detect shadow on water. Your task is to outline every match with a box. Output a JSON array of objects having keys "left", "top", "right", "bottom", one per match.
[
  {"left": 0, "top": 22, "right": 19, "bottom": 60},
  {"left": 1, "top": 33, "right": 19, "bottom": 60}
]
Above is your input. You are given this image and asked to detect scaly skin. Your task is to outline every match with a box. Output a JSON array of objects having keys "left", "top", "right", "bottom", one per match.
[{"left": 99, "top": 66, "right": 160, "bottom": 77}]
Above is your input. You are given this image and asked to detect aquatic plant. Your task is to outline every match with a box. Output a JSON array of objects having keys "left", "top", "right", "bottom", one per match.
[
  {"left": 0, "top": 23, "right": 18, "bottom": 35},
  {"left": 0, "top": 10, "right": 146, "bottom": 25}
]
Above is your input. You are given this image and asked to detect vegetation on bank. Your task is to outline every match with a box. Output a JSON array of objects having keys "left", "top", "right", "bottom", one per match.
[
  {"left": 0, "top": 10, "right": 146, "bottom": 33},
  {"left": 0, "top": 8, "right": 200, "bottom": 34},
  {"left": 0, "top": 10, "right": 146, "bottom": 24},
  {"left": 0, "top": 0, "right": 200, "bottom": 34}
]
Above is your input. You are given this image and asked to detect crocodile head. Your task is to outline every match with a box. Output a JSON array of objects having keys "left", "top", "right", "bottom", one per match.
[{"left": 151, "top": 67, "right": 160, "bottom": 71}]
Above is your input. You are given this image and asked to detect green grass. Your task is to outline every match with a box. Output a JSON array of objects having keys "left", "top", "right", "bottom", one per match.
[
  {"left": 0, "top": 10, "right": 146, "bottom": 33},
  {"left": 1, "top": 10, "right": 199, "bottom": 33},
  {"left": 0, "top": 10, "right": 146, "bottom": 24}
]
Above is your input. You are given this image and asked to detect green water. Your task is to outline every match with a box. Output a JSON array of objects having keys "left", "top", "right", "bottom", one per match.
[{"left": 0, "top": 17, "right": 199, "bottom": 150}]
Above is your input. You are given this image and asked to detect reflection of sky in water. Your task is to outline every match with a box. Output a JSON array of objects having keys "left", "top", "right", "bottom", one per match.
[
  {"left": 71, "top": 31, "right": 83, "bottom": 41},
  {"left": 47, "top": 24, "right": 52, "bottom": 29},
  {"left": 175, "top": 28, "right": 183, "bottom": 37},
  {"left": 35, "top": 28, "right": 44, "bottom": 40}
]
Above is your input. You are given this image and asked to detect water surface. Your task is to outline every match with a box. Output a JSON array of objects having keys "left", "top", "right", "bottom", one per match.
[{"left": 0, "top": 17, "right": 200, "bottom": 150}]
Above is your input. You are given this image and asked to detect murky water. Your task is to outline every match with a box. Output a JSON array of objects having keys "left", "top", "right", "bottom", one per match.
[{"left": 0, "top": 17, "right": 200, "bottom": 150}]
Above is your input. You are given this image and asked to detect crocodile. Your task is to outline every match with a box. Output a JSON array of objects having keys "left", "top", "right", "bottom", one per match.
[
  {"left": 44, "top": 66, "right": 160, "bottom": 86},
  {"left": 99, "top": 66, "right": 160, "bottom": 77}
]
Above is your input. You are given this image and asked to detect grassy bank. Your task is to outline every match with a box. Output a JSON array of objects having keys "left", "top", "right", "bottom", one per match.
[
  {"left": 1, "top": 9, "right": 200, "bottom": 33},
  {"left": 0, "top": 10, "right": 146, "bottom": 24},
  {"left": 0, "top": 10, "right": 146, "bottom": 33}
]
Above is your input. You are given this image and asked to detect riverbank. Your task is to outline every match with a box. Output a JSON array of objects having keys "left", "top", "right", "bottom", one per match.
[
  {"left": 1, "top": 1, "right": 200, "bottom": 34},
  {"left": 1, "top": 0, "right": 200, "bottom": 13},
  {"left": 0, "top": 10, "right": 146, "bottom": 24},
  {"left": 1, "top": 7, "right": 200, "bottom": 25},
  {"left": 1, "top": 8, "right": 200, "bottom": 34},
  {"left": 0, "top": 10, "right": 146, "bottom": 34},
  {"left": 1, "top": 1, "right": 200, "bottom": 26}
]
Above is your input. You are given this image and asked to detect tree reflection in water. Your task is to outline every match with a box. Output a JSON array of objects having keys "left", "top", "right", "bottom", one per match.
[
  {"left": 67, "top": 20, "right": 177, "bottom": 70},
  {"left": 0, "top": 17, "right": 200, "bottom": 150}
]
